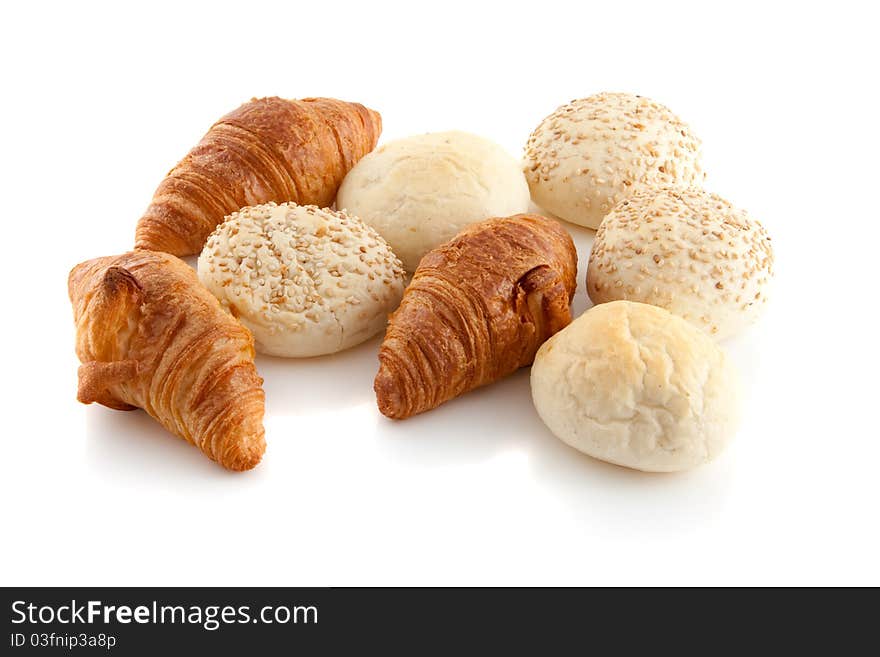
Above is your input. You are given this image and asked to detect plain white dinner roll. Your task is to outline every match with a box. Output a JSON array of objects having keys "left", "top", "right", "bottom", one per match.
[
  {"left": 531, "top": 301, "right": 740, "bottom": 473},
  {"left": 336, "top": 131, "right": 530, "bottom": 272},
  {"left": 587, "top": 187, "right": 774, "bottom": 341},
  {"left": 524, "top": 92, "right": 704, "bottom": 229},
  {"left": 198, "top": 202, "right": 406, "bottom": 357}
]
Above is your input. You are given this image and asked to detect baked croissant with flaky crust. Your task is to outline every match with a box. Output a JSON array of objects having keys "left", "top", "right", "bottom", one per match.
[
  {"left": 374, "top": 213, "right": 577, "bottom": 419},
  {"left": 135, "top": 96, "right": 382, "bottom": 256},
  {"left": 69, "top": 250, "right": 266, "bottom": 471}
]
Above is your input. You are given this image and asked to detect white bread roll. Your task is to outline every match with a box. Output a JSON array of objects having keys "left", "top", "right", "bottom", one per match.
[
  {"left": 531, "top": 301, "right": 740, "bottom": 472},
  {"left": 587, "top": 187, "right": 774, "bottom": 341},
  {"left": 198, "top": 202, "right": 406, "bottom": 357},
  {"left": 336, "top": 131, "right": 530, "bottom": 272},
  {"left": 524, "top": 92, "right": 704, "bottom": 229}
]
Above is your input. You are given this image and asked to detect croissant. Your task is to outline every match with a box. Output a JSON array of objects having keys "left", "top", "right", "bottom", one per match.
[
  {"left": 374, "top": 213, "right": 577, "bottom": 419},
  {"left": 69, "top": 250, "right": 266, "bottom": 471},
  {"left": 134, "top": 96, "right": 382, "bottom": 256}
]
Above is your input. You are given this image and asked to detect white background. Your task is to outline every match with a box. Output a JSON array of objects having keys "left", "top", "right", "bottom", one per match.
[{"left": 2, "top": 0, "right": 878, "bottom": 586}]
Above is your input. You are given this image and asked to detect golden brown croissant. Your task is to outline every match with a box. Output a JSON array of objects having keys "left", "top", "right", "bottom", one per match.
[
  {"left": 69, "top": 250, "right": 266, "bottom": 471},
  {"left": 135, "top": 96, "right": 382, "bottom": 256},
  {"left": 374, "top": 214, "right": 577, "bottom": 419}
]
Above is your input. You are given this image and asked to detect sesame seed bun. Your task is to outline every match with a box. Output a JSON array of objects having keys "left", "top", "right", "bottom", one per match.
[
  {"left": 531, "top": 301, "right": 740, "bottom": 472},
  {"left": 524, "top": 92, "right": 704, "bottom": 229},
  {"left": 587, "top": 187, "right": 774, "bottom": 341},
  {"left": 197, "top": 202, "right": 406, "bottom": 357},
  {"left": 337, "top": 131, "right": 530, "bottom": 272}
]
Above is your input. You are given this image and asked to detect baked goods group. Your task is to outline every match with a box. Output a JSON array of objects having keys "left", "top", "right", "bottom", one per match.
[{"left": 69, "top": 92, "right": 775, "bottom": 474}]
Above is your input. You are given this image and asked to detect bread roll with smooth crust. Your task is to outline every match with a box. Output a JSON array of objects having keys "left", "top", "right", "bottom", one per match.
[
  {"left": 531, "top": 301, "right": 740, "bottom": 472},
  {"left": 587, "top": 187, "right": 774, "bottom": 341},
  {"left": 337, "top": 131, "right": 530, "bottom": 272},
  {"left": 198, "top": 202, "right": 406, "bottom": 357},
  {"left": 524, "top": 92, "right": 704, "bottom": 229}
]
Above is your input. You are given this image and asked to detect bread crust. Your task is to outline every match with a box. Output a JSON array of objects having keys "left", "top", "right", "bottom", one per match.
[
  {"left": 69, "top": 250, "right": 266, "bottom": 471},
  {"left": 374, "top": 214, "right": 577, "bottom": 419},
  {"left": 135, "top": 97, "right": 382, "bottom": 256}
]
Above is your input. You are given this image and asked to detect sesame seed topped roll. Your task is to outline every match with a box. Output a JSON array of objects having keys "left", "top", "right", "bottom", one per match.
[
  {"left": 524, "top": 92, "right": 704, "bottom": 229},
  {"left": 198, "top": 202, "right": 406, "bottom": 357},
  {"left": 587, "top": 188, "right": 774, "bottom": 341}
]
